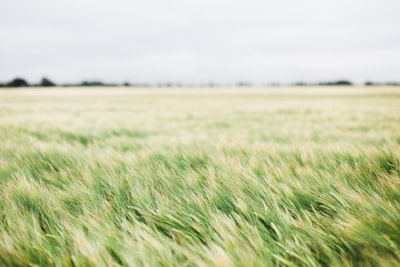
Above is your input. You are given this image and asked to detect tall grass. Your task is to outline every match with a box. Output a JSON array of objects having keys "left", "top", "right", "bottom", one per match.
[{"left": 0, "top": 87, "right": 399, "bottom": 266}]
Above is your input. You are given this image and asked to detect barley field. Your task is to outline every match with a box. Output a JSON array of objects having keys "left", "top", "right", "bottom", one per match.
[{"left": 0, "top": 87, "right": 399, "bottom": 266}]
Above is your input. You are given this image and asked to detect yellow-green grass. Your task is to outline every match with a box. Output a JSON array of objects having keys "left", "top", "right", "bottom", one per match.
[{"left": 0, "top": 86, "right": 399, "bottom": 266}]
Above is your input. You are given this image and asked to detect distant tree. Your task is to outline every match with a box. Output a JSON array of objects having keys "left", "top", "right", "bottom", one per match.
[
  {"left": 6, "top": 78, "right": 29, "bottom": 87},
  {"left": 335, "top": 80, "right": 353, "bottom": 86},
  {"left": 123, "top": 82, "right": 131, "bottom": 87},
  {"left": 365, "top": 81, "right": 375, "bottom": 86},
  {"left": 40, "top": 77, "right": 56, "bottom": 87}
]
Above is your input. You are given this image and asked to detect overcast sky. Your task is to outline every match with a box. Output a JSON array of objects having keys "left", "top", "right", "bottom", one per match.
[{"left": 1, "top": 0, "right": 399, "bottom": 84}]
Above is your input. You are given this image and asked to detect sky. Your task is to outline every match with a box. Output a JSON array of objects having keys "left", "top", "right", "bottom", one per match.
[{"left": 1, "top": 0, "right": 399, "bottom": 85}]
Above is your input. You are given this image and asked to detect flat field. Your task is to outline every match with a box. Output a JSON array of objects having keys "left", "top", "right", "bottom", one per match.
[{"left": 0, "top": 87, "right": 399, "bottom": 266}]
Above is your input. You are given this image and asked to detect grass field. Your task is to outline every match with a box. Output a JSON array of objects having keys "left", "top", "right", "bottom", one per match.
[{"left": 0, "top": 87, "right": 399, "bottom": 266}]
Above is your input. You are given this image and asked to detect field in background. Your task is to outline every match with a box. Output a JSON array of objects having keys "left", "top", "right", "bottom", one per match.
[{"left": 0, "top": 87, "right": 399, "bottom": 266}]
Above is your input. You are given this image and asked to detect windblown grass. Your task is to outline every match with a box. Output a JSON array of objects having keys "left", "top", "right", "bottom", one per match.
[{"left": 0, "top": 87, "right": 399, "bottom": 266}]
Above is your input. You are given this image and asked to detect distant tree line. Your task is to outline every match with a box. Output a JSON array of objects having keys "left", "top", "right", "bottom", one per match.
[
  {"left": 293, "top": 80, "right": 400, "bottom": 86},
  {"left": 0, "top": 77, "right": 133, "bottom": 88},
  {"left": 0, "top": 77, "right": 56, "bottom": 88},
  {"left": 1, "top": 77, "right": 400, "bottom": 88},
  {"left": 364, "top": 81, "right": 400, "bottom": 86}
]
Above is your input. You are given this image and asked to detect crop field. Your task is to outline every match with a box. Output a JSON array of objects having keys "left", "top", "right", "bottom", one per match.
[{"left": 0, "top": 87, "right": 399, "bottom": 266}]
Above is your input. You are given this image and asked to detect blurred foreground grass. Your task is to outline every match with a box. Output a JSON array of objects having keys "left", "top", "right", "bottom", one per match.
[{"left": 0, "top": 87, "right": 399, "bottom": 266}]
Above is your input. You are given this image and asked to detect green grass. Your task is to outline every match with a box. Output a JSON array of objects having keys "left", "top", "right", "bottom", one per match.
[{"left": 0, "top": 86, "right": 399, "bottom": 266}]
